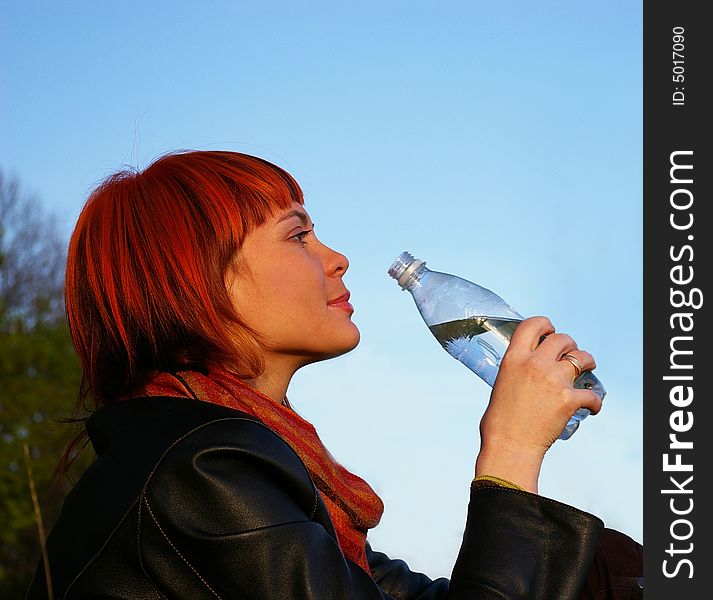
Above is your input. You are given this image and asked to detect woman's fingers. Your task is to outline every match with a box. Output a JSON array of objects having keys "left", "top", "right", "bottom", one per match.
[
  {"left": 513, "top": 319, "right": 597, "bottom": 375},
  {"left": 537, "top": 331, "right": 577, "bottom": 359},
  {"left": 477, "top": 316, "right": 604, "bottom": 490},
  {"left": 571, "top": 388, "right": 604, "bottom": 416},
  {"left": 559, "top": 349, "right": 596, "bottom": 381},
  {"left": 509, "top": 316, "right": 555, "bottom": 352},
  {"left": 493, "top": 316, "right": 603, "bottom": 416}
]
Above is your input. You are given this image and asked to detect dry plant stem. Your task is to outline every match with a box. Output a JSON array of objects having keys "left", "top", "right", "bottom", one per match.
[{"left": 23, "top": 442, "right": 54, "bottom": 600}]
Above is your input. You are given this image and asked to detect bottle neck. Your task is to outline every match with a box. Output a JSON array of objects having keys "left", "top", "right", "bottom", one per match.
[
  {"left": 388, "top": 251, "right": 430, "bottom": 291},
  {"left": 399, "top": 263, "right": 428, "bottom": 290}
]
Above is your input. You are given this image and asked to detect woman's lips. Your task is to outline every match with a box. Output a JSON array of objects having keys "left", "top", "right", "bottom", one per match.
[{"left": 328, "top": 291, "right": 353, "bottom": 312}]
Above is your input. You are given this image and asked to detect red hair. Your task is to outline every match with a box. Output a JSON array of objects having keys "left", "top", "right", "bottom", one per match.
[{"left": 65, "top": 150, "right": 302, "bottom": 410}]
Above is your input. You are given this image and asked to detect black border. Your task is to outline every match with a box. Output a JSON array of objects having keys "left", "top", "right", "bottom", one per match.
[{"left": 644, "top": 1, "right": 711, "bottom": 595}]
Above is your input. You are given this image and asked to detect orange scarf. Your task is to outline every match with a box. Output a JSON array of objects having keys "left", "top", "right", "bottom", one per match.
[{"left": 135, "top": 368, "right": 384, "bottom": 573}]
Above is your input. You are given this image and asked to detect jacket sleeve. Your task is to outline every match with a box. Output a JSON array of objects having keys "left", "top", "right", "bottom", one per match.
[
  {"left": 367, "top": 486, "right": 604, "bottom": 600},
  {"left": 366, "top": 543, "right": 451, "bottom": 598},
  {"left": 141, "top": 417, "right": 603, "bottom": 599}
]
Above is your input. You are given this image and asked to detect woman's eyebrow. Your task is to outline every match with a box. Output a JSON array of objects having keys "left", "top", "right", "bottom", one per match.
[{"left": 276, "top": 209, "right": 311, "bottom": 227}]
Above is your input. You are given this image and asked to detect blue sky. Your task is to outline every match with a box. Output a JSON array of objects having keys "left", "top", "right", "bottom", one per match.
[{"left": 2, "top": 1, "right": 642, "bottom": 577}]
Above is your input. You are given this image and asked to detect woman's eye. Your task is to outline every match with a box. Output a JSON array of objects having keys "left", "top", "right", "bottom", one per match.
[{"left": 292, "top": 229, "right": 313, "bottom": 245}]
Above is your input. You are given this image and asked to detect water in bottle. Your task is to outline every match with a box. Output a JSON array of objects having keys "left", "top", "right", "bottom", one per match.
[{"left": 388, "top": 251, "right": 605, "bottom": 440}]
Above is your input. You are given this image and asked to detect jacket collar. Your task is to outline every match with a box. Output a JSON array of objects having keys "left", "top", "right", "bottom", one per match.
[{"left": 43, "top": 397, "right": 258, "bottom": 597}]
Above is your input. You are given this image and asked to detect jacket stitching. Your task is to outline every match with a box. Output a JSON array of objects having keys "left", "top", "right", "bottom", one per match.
[
  {"left": 143, "top": 496, "right": 224, "bottom": 600},
  {"left": 63, "top": 413, "right": 320, "bottom": 598},
  {"left": 62, "top": 496, "right": 142, "bottom": 599},
  {"left": 137, "top": 493, "right": 168, "bottom": 599},
  {"left": 310, "top": 486, "right": 319, "bottom": 518}
]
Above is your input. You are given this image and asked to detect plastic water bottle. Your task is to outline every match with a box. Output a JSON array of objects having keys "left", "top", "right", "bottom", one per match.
[{"left": 387, "top": 251, "right": 606, "bottom": 440}]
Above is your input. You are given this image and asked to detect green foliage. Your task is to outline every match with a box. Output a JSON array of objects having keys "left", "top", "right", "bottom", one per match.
[
  {"left": 0, "top": 170, "right": 86, "bottom": 597},
  {"left": 0, "top": 320, "right": 85, "bottom": 596}
]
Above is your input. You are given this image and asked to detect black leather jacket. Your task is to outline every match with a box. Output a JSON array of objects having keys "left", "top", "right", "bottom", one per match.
[{"left": 27, "top": 396, "right": 603, "bottom": 599}]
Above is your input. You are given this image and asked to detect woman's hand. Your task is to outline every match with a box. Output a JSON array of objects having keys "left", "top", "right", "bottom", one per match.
[{"left": 474, "top": 316, "right": 603, "bottom": 493}]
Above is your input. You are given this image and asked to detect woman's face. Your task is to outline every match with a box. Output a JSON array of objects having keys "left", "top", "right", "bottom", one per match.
[{"left": 226, "top": 201, "right": 360, "bottom": 368}]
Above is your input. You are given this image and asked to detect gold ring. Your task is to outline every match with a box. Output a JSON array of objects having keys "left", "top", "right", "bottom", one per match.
[{"left": 561, "top": 353, "right": 584, "bottom": 380}]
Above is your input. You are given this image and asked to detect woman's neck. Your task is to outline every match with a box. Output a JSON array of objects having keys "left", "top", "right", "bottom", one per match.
[{"left": 240, "top": 356, "right": 297, "bottom": 405}]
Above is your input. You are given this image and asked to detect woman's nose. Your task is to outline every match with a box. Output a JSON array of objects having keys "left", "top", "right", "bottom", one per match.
[{"left": 323, "top": 244, "right": 349, "bottom": 276}]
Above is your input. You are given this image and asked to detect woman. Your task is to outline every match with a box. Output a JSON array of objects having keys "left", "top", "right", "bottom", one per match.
[{"left": 27, "top": 150, "right": 642, "bottom": 598}]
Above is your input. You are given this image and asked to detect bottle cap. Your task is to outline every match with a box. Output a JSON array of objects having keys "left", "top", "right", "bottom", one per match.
[{"left": 388, "top": 251, "right": 425, "bottom": 289}]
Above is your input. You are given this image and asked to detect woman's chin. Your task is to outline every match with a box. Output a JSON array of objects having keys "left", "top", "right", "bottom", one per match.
[
  {"left": 304, "top": 327, "right": 361, "bottom": 365},
  {"left": 344, "top": 327, "right": 361, "bottom": 353},
  {"left": 344, "top": 322, "right": 361, "bottom": 350},
  {"left": 327, "top": 327, "right": 361, "bottom": 359}
]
